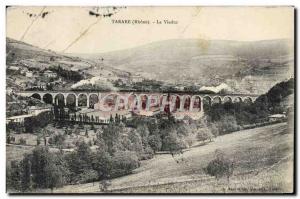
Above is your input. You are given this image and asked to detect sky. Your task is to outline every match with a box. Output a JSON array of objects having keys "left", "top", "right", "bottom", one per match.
[{"left": 6, "top": 6, "right": 294, "bottom": 54}]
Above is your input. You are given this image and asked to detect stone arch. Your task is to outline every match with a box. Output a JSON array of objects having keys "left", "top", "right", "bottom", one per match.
[
  {"left": 159, "top": 94, "right": 168, "bottom": 105},
  {"left": 54, "top": 93, "right": 65, "bottom": 107},
  {"left": 140, "top": 94, "right": 148, "bottom": 110},
  {"left": 183, "top": 95, "right": 191, "bottom": 111},
  {"left": 89, "top": 93, "right": 99, "bottom": 108},
  {"left": 149, "top": 94, "right": 160, "bottom": 109},
  {"left": 42, "top": 93, "right": 53, "bottom": 104},
  {"left": 203, "top": 95, "right": 212, "bottom": 107},
  {"left": 102, "top": 93, "right": 119, "bottom": 110},
  {"left": 66, "top": 93, "right": 76, "bottom": 107},
  {"left": 78, "top": 93, "right": 88, "bottom": 107},
  {"left": 243, "top": 97, "right": 253, "bottom": 104},
  {"left": 31, "top": 93, "right": 41, "bottom": 100},
  {"left": 192, "top": 95, "right": 202, "bottom": 111},
  {"left": 233, "top": 97, "right": 242, "bottom": 103},
  {"left": 223, "top": 96, "right": 232, "bottom": 103},
  {"left": 160, "top": 94, "right": 169, "bottom": 112},
  {"left": 128, "top": 93, "right": 139, "bottom": 110},
  {"left": 212, "top": 96, "right": 222, "bottom": 104},
  {"left": 170, "top": 94, "right": 181, "bottom": 112}
]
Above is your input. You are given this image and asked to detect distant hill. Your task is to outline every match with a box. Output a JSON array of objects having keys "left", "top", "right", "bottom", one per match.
[
  {"left": 77, "top": 39, "right": 294, "bottom": 94},
  {"left": 6, "top": 38, "right": 294, "bottom": 95}
]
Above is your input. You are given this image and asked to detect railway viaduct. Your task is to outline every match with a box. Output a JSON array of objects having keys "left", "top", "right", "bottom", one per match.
[{"left": 16, "top": 90, "right": 259, "bottom": 112}]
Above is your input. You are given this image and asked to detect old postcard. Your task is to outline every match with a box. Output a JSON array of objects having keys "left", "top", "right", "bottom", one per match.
[{"left": 6, "top": 6, "right": 294, "bottom": 194}]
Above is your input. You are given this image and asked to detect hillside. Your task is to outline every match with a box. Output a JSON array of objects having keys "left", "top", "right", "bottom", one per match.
[
  {"left": 79, "top": 39, "right": 294, "bottom": 94},
  {"left": 6, "top": 38, "right": 294, "bottom": 94},
  {"left": 6, "top": 38, "right": 131, "bottom": 91},
  {"left": 42, "top": 122, "right": 293, "bottom": 193}
]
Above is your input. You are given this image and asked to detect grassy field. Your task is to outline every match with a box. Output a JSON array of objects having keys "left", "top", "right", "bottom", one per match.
[{"left": 44, "top": 122, "right": 293, "bottom": 194}]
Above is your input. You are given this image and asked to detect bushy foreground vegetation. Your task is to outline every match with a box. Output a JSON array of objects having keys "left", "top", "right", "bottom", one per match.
[{"left": 7, "top": 115, "right": 210, "bottom": 192}]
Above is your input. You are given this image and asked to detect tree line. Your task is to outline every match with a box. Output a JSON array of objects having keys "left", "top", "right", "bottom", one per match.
[
  {"left": 48, "top": 65, "right": 83, "bottom": 82},
  {"left": 204, "top": 78, "right": 294, "bottom": 135}
]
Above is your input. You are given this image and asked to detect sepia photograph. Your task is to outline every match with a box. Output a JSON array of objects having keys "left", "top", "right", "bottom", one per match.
[{"left": 5, "top": 6, "right": 295, "bottom": 194}]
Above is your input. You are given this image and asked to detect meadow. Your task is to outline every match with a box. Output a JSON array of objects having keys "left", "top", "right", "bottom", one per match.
[{"left": 42, "top": 122, "right": 293, "bottom": 193}]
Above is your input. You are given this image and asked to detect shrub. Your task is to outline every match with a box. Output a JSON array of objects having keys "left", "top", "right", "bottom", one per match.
[
  {"left": 128, "top": 130, "right": 143, "bottom": 155},
  {"left": 215, "top": 115, "right": 241, "bottom": 135},
  {"left": 99, "top": 179, "right": 111, "bottom": 192},
  {"left": 78, "top": 169, "right": 98, "bottom": 184},
  {"left": 147, "top": 134, "right": 162, "bottom": 152},
  {"left": 110, "top": 151, "right": 139, "bottom": 178},
  {"left": 24, "top": 111, "right": 53, "bottom": 133},
  {"left": 211, "top": 124, "right": 219, "bottom": 137},
  {"left": 205, "top": 150, "right": 234, "bottom": 181},
  {"left": 197, "top": 128, "right": 214, "bottom": 142},
  {"left": 139, "top": 146, "right": 154, "bottom": 160},
  {"left": 19, "top": 138, "right": 26, "bottom": 145},
  {"left": 162, "top": 130, "right": 186, "bottom": 153},
  {"left": 48, "top": 133, "right": 65, "bottom": 147}
]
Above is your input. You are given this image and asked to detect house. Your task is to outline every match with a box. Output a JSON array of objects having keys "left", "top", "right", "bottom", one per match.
[
  {"left": 131, "top": 75, "right": 143, "bottom": 83},
  {"left": 29, "top": 83, "right": 47, "bottom": 90},
  {"left": 7, "top": 114, "right": 33, "bottom": 124},
  {"left": 8, "top": 66, "right": 20, "bottom": 71},
  {"left": 6, "top": 88, "right": 13, "bottom": 95},
  {"left": 20, "top": 68, "right": 29, "bottom": 75},
  {"left": 28, "top": 106, "right": 51, "bottom": 116},
  {"left": 43, "top": 70, "right": 57, "bottom": 78},
  {"left": 25, "top": 71, "right": 33, "bottom": 77},
  {"left": 268, "top": 114, "right": 286, "bottom": 122}
]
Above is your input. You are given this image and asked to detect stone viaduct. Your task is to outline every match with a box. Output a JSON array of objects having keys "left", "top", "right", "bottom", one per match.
[{"left": 17, "top": 90, "right": 259, "bottom": 112}]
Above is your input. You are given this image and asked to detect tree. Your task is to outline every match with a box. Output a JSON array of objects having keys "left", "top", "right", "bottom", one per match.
[
  {"left": 44, "top": 162, "right": 65, "bottom": 192},
  {"left": 91, "top": 149, "right": 112, "bottom": 180},
  {"left": 147, "top": 134, "right": 162, "bottom": 152},
  {"left": 24, "top": 111, "right": 54, "bottom": 133},
  {"left": 110, "top": 151, "right": 139, "bottom": 178},
  {"left": 7, "top": 161, "right": 21, "bottom": 191},
  {"left": 90, "top": 122, "right": 95, "bottom": 131},
  {"left": 30, "top": 147, "right": 51, "bottom": 188},
  {"left": 19, "top": 155, "right": 33, "bottom": 192},
  {"left": 115, "top": 114, "right": 120, "bottom": 124},
  {"left": 109, "top": 115, "right": 114, "bottom": 123},
  {"left": 12, "top": 146, "right": 69, "bottom": 191},
  {"left": 74, "top": 127, "right": 80, "bottom": 136},
  {"left": 121, "top": 116, "right": 127, "bottom": 123},
  {"left": 211, "top": 124, "right": 219, "bottom": 137},
  {"left": 48, "top": 133, "right": 66, "bottom": 148},
  {"left": 99, "top": 179, "right": 111, "bottom": 192},
  {"left": 163, "top": 129, "right": 186, "bottom": 154},
  {"left": 197, "top": 128, "right": 214, "bottom": 143},
  {"left": 6, "top": 129, "right": 11, "bottom": 144},
  {"left": 65, "top": 141, "right": 93, "bottom": 183},
  {"left": 102, "top": 124, "right": 122, "bottom": 154},
  {"left": 77, "top": 141, "right": 92, "bottom": 164},
  {"left": 136, "top": 124, "right": 150, "bottom": 147},
  {"left": 19, "top": 138, "right": 26, "bottom": 145},
  {"left": 43, "top": 136, "right": 47, "bottom": 146},
  {"left": 128, "top": 130, "right": 143, "bottom": 155},
  {"left": 215, "top": 115, "right": 240, "bottom": 135},
  {"left": 205, "top": 150, "right": 234, "bottom": 182},
  {"left": 78, "top": 169, "right": 98, "bottom": 184}
]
